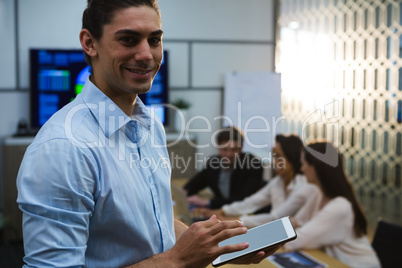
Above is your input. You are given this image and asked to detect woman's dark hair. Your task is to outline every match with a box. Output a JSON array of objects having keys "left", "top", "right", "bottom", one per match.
[
  {"left": 82, "top": 0, "right": 161, "bottom": 66},
  {"left": 275, "top": 134, "right": 303, "bottom": 175},
  {"left": 304, "top": 141, "right": 367, "bottom": 237},
  {"left": 216, "top": 126, "right": 244, "bottom": 147}
]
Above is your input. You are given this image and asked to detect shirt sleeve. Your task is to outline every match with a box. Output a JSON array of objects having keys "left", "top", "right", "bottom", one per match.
[
  {"left": 270, "top": 184, "right": 320, "bottom": 221},
  {"left": 222, "top": 180, "right": 273, "bottom": 216},
  {"left": 237, "top": 183, "right": 320, "bottom": 228},
  {"left": 17, "top": 139, "right": 98, "bottom": 267},
  {"left": 284, "top": 197, "right": 353, "bottom": 251}
]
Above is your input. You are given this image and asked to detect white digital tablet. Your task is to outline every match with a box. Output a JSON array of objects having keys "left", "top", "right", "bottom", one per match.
[{"left": 212, "top": 216, "right": 297, "bottom": 267}]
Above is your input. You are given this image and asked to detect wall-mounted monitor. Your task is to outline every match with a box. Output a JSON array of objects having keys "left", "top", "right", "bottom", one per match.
[
  {"left": 138, "top": 50, "right": 169, "bottom": 127},
  {"left": 29, "top": 48, "right": 169, "bottom": 131}
]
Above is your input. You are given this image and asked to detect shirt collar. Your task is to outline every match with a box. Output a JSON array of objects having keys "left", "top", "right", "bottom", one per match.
[{"left": 80, "top": 77, "right": 151, "bottom": 138}]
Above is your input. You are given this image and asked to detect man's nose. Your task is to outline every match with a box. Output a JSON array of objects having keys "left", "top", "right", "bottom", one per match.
[{"left": 134, "top": 40, "right": 153, "bottom": 62}]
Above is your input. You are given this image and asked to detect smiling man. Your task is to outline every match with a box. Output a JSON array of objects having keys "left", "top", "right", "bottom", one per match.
[
  {"left": 16, "top": 1, "right": 280, "bottom": 267},
  {"left": 82, "top": 5, "right": 163, "bottom": 114}
]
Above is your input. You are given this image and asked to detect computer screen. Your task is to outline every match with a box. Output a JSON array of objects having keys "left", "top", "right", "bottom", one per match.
[
  {"left": 138, "top": 50, "right": 169, "bottom": 126},
  {"left": 29, "top": 48, "right": 169, "bottom": 130}
]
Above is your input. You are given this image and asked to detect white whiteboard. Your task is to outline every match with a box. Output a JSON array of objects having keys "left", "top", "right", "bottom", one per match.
[{"left": 223, "top": 71, "right": 282, "bottom": 160}]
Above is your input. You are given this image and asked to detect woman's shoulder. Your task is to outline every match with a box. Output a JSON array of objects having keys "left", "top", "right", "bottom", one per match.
[
  {"left": 292, "top": 175, "right": 317, "bottom": 192},
  {"left": 324, "top": 196, "right": 353, "bottom": 215},
  {"left": 293, "top": 182, "right": 321, "bottom": 197},
  {"left": 329, "top": 196, "right": 351, "bottom": 206},
  {"left": 263, "top": 176, "right": 285, "bottom": 192}
]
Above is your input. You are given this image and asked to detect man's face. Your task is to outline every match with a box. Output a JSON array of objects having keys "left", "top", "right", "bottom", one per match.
[
  {"left": 90, "top": 6, "right": 163, "bottom": 97},
  {"left": 217, "top": 140, "right": 242, "bottom": 168}
]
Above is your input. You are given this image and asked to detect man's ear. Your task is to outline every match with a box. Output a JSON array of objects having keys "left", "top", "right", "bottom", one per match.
[{"left": 79, "top": 29, "right": 97, "bottom": 58}]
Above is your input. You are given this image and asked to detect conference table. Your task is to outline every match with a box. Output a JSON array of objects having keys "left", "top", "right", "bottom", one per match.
[{"left": 206, "top": 249, "right": 350, "bottom": 267}]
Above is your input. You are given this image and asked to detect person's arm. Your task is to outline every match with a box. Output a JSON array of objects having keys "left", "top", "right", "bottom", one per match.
[
  {"left": 236, "top": 182, "right": 321, "bottom": 228},
  {"left": 174, "top": 219, "right": 188, "bottom": 240},
  {"left": 291, "top": 184, "right": 323, "bottom": 227},
  {"left": 187, "top": 195, "right": 210, "bottom": 207},
  {"left": 192, "top": 208, "right": 240, "bottom": 222},
  {"left": 17, "top": 140, "right": 97, "bottom": 267},
  {"left": 266, "top": 183, "right": 321, "bottom": 221},
  {"left": 126, "top": 216, "right": 276, "bottom": 268}
]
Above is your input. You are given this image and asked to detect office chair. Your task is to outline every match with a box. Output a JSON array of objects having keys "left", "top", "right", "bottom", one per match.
[{"left": 371, "top": 217, "right": 402, "bottom": 268}]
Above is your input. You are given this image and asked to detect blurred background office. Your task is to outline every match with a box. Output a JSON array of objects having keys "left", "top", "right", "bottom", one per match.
[{"left": 0, "top": 0, "right": 401, "bottom": 265}]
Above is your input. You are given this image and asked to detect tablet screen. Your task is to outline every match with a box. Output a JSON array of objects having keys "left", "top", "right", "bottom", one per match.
[{"left": 217, "top": 218, "right": 290, "bottom": 263}]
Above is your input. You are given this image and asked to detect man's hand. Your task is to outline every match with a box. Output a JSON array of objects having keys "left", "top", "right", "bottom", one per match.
[
  {"left": 129, "top": 216, "right": 282, "bottom": 268},
  {"left": 230, "top": 243, "right": 283, "bottom": 265},
  {"left": 168, "top": 215, "right": 249, "bottom": 268}
]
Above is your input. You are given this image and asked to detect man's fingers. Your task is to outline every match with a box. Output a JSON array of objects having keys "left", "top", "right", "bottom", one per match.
[
  {"left": 190, "top": 214, "right": 220, "bottom": 229},
  {"left": 229, "top": 243, "right": 283, "bottom": 265},
  {"left": 208, "top": 219, "right": 247, "bottom": 238},
  {"left": 231, "top": 250, "right": 266, "bottom": 264},
  {"left": 216, "top": 242, "right": 249, "bottom": 257}
]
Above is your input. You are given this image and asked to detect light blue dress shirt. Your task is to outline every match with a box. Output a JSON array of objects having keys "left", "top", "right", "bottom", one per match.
[{"left": 17, "top": 78, "right": 175, "bottom": 267}]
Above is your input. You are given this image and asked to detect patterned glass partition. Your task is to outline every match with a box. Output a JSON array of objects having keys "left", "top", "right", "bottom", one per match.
[{"left": 276, "top": 0, "right": 402, "bottom": 225}]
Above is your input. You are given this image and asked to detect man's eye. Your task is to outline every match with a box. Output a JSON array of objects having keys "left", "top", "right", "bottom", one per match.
[
  {"left": 149, "top": 37, "right": 161, "bottom": 46},
  {"left": 120, "top": 36, "right": 136, "bottom": 44}
]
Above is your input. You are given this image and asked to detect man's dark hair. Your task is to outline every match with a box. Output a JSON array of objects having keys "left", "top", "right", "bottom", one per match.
[
  {"left": 216, "top": 126, "right": 244, "bottom": 147},
  {"left": 275, "top": 134, "right": 303, "bottom": 174},
  {"left": 82, "top": 0, "right": 161, "bottom": 66}
]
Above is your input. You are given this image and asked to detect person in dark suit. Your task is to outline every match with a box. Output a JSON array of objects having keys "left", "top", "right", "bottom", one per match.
[{"left": 183, "top": 126, "right": 265, "bottom": 209}]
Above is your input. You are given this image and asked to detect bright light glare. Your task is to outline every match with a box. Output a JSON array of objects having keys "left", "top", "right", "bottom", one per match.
[
  {"left": 288, "top": 21, "right": 299, "bottom": 29},
  {"left": 278, "top": 28, "right": 334, "bottom": 112}
]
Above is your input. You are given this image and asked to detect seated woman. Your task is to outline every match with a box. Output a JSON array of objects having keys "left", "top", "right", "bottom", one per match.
[
  {"left": 285, "top": 141, "right": 380, "bottom": 268},
  {"left": 194, "top": 134, "right": 320, "bottom": 228}
]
